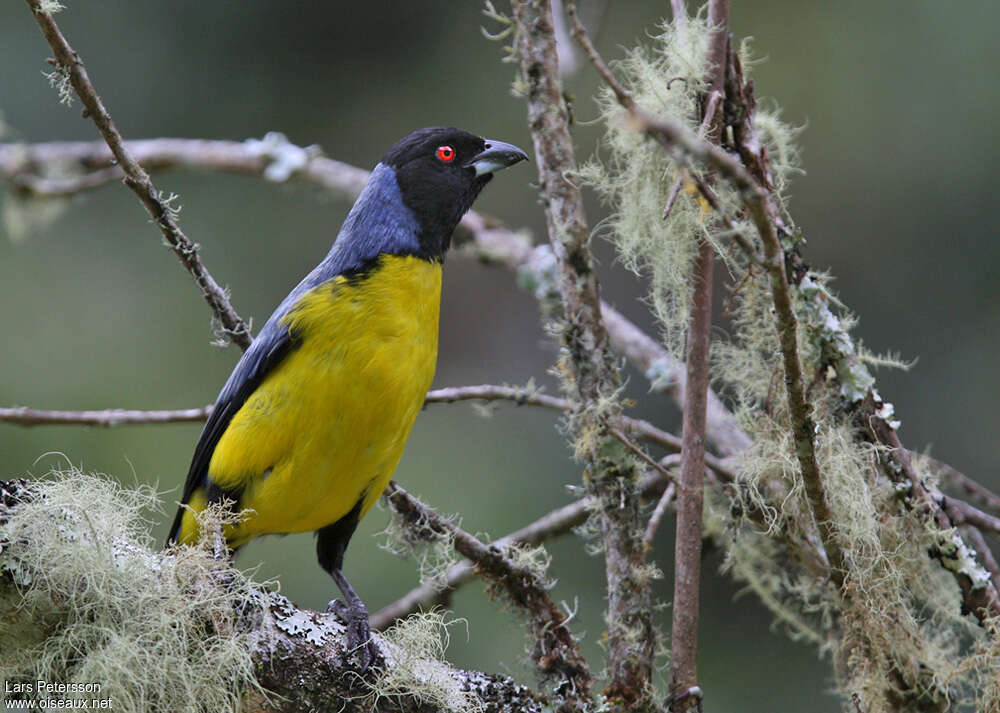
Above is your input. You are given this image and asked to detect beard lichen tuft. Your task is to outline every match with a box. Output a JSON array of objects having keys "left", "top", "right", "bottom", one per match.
[
  {"left": 709, "top": 248, "right": 997, "bottom": 707},
  {"left": 0, "top": 468, "right": 265, "bottom": 713},
  {"left": 377, "top": 497, "right": 460, "bottom": 593},
  {"left": 368, "top": 610, "right": 484, "bottom": 713}
]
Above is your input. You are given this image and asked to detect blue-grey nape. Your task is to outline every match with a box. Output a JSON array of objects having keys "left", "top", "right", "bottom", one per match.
[{"left": 321, "top": 163, "right": 423, "bottom": 275}]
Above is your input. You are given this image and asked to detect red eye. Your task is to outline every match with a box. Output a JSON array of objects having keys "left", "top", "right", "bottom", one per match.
[{"left": 436, "top": 145, "right": 455, "bottom": 162}]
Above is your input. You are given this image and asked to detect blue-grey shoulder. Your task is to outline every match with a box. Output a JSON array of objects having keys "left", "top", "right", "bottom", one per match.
[
  {"left": 310, "top": 163, "right": 422, "bottom": 283},
  {"left": 219, "top": 162, "right": 424, "bottom": 402}
]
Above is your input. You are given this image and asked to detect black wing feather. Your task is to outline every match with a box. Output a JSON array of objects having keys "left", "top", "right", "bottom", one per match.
[{"left": 166, "top": 325, "right": 297, "bottom": 544}]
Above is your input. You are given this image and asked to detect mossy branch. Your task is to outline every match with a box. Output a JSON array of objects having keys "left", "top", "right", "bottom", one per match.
[
  {"left": 373, "top": 463, "right": 678, "bottom": 630},
  {"left": 382, "top": 481, "right": 594, "bottom": 711},
  {"left": 1, "top": 476, "right": 545, "bottom": 713},
  {"left": 511, "top": 2, "right": 655, "bottom": 710}
]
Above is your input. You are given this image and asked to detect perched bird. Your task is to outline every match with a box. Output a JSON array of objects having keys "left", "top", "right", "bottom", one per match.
[{"left": 167, "top": 127, "right": 527, "bottom": 665}]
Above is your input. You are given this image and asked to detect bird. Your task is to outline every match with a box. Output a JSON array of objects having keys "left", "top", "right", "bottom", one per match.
[{"left": 167, "top": 126, "right": 527, "bottom": 667}]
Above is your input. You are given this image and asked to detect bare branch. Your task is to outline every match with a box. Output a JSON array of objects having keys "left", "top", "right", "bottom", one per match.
[
  {"left": 600, "top": 303, "right": 751, "bottom": 458},
  {"left": 23, "top": 1, "right": 252, "bottom": 349},
  {"left": 0, "top": 386, "right": 740, "bottom": 484},
  {"left": 0, "top": 405, "right": 212, "bottom": 427},
  {"left": 0, "top": 404, "right": 194, "bottom": 429},
  {"left": 424, "top": 383, "right": 569, "bottom": 411},
  {"left": 641, "top": 458, "right": 681, "bottom": 551},
  {"left": 668, "top": 2, "right": 726, "bottom": 706},
  {"left": 940, "top": 495, "right": 1000, "bottom": 535}
]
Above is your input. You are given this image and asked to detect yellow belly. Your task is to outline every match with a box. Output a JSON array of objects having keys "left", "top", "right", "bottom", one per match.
[{"left": 179, "top": 255, "right": 441, "bottom": 548}]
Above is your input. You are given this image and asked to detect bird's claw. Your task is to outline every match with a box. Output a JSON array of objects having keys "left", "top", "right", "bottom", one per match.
[{"left": 326, "top": 599, "right": 379, "bottom": 672}]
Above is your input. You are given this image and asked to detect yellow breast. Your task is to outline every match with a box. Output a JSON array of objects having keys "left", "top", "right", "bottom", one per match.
[{"left": 186, "top": 255, "right": 441, "bottom": 547}]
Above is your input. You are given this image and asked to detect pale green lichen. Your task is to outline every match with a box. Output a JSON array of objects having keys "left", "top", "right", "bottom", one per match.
[
  {"left": 243, "top": 132, "right": 319, "bottom": 182},
  {"left": 0, "top": 468, "right": 265, "bottom": 712},
  {"left": 43, "top": 65, "right": 73, "bottom": 107},
  {"left": 796, "top": 274, "right": 876, "bottom": 403},
  {"left": 377, "top": 499, "right": 460, "bottom": 592},
  {"left": 577, "top": 18, "right": 714, "bottom": 357},
  {"left": 573, "top": 9, "right": 1000, "bottom": 710},
  {"left": 369, "top": 610, "right": 483, "bottom": 713},
  {"left": 37, "top": 0, "right": 66, "bottom": 14}
]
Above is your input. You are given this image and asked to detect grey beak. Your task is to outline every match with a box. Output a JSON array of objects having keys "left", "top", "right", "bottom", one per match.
[{"left": 467, "top": 139, "right": 529, "bottom": 176}]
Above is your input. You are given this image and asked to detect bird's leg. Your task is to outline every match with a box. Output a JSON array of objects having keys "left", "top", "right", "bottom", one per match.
[
  {"left": 316, "top": 501, "right": 379, "bottom": 671},
  {"left": 327, "top": 567, "right": 378, "bottom": 671}
]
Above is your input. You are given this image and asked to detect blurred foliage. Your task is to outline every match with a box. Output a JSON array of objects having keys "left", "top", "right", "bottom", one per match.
[{"left": 2, "top": 2, "right": 998, "bottom": 711}]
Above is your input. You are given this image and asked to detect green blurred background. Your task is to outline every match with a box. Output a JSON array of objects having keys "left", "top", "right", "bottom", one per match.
[{"left": 2, "top": 2, "right": 998, "bottom": 711}]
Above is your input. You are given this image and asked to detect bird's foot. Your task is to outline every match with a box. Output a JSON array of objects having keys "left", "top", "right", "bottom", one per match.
[{"left": 326, "top": 598, "right": 379, "bottom": 672}]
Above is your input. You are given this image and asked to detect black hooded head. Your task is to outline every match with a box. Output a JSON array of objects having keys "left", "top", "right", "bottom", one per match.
[{"left": 382, "top": 126, "right": 527, "bottom": 257}]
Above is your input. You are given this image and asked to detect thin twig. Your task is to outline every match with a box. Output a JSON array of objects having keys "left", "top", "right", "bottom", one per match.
[
  {"left": 661, "top": 175, "right": 685, "bottom": 220},
  {"left": 565, "top": 2, "right": 634, "bottom": 111},
  {"left": 424, "top": 384, "right": 568, "bottom": 410},
  {"left": 0, "top": 385, "right": 739, "bottom": 481},
  {"left": 609, "top": 427, "right": 678, "bottom": 481},
  {"left": 938, "top": 494, "right": 1000, "bottom": 535},
  {"left": 383, "top": 481, "right": 593, "bottom": 704},
  {"left": 23, "top": 1, "right": 252, "bottom": 349},
  {"left": 0, "top": 405, "right": 213, "bottom": 427},
  {"left": 642, "top": 458, "right": 681, "bottom": 550},
  {"left": 662, "top": 91, "right": 721, "bottom": 220},
  {"left": 665, "top": 2, "right": 727, "bottom": 707},
  {"left": 373, "top": 498, "right": 594, "bottom": 632},
  {"left": 919, "top": 451, "right": 1000, "bottom": 516}
]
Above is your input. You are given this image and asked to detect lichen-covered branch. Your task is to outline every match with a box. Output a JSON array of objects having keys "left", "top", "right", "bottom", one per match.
[
  {"left": 383, "top": 482, "right": 593, "bottom": 711},
  {"left": 23, "top": 1, "right": 252, "bottom": 348},
  {"left": 511, "top": 2, "right": 654, "bottom": 709},
  {"left": 373, "top": 463, "right": 677, "bottom": 633},
  {"left": 574, "top": 18, "right": 848, "bottom": 589},
  {"left": 0, "top": 477, "right": 545, "bottom": 713},
  {"left": 865, "top": 406, "right": 1000, "bottom": 620},
  {"left": 247, "top": 590, "right": 548, "bottom": 713}
]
